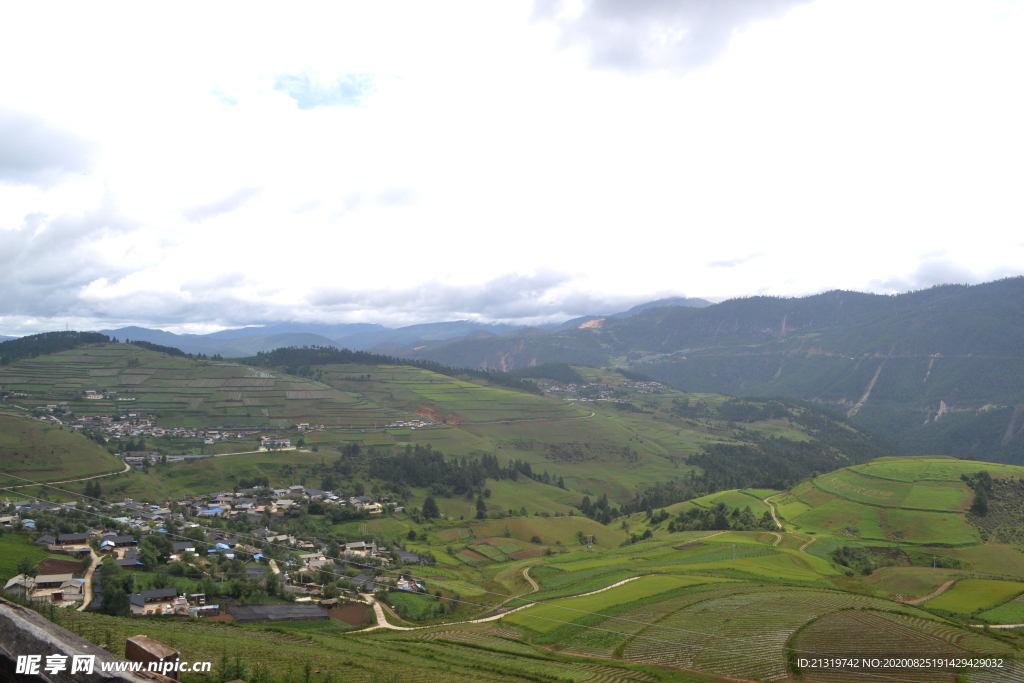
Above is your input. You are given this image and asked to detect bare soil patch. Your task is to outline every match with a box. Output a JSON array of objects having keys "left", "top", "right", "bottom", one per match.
[
  {"left": 36, "top": 558, "right": 86, "bottom": 578},
  {"left": 328, "top": 603, "right": 371, "bottom": 626},
  {"left": 415, "top": 403, "right": 462, "bottom": 424}
]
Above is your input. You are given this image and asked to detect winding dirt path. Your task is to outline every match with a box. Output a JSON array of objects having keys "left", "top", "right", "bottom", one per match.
[
  {"left": 769, "top": 532, "right": 782, "bottom": 547},
  {"left": 77, "top": 548, "right": 99, "bottom": 612},
  {"left": 899, "top": 579, "right": 955, "bottom": 606},
  {"left": 764, "top": 494, "right": 783, "bottom": 530},
  {"left": 362, "top": 573, "right": 640, "bottom": 632},
  {"left": 522, "top": 567, "right": 539, "bottom": 592},
  {"left": 799, "top": 536, "right": 817, "bottom": 553}
]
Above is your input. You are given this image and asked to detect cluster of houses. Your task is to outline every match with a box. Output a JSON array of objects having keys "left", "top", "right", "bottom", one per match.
[
  {"left": 383, "top": 418, "right": 435, "bottom": 429},
  {"left": 176, "top": 486, "right": 390, "bottom": 522},
  {"left": 622, "top": 380, "right": 664, "bottom": 393},
  {"left": 6, "top": 485, "right": 395, "bottom": 534},
  {"left": 73, "top": 412, "right": 259, "bottom": 447},
  {"left": 3, "top": 573, "right": 86, "bottom": 607}
]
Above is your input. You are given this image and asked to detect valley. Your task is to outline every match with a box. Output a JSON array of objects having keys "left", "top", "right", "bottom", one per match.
[{"left": 1, "top": 338, "right": 1023, "bottom": 682}]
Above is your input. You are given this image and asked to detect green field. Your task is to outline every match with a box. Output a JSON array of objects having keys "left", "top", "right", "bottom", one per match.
[
  {"left": 924, "top": 578, "right": 1024, "bottom": 614},
  {"left": 6, "top": 342, "right": 1024, "bottom": 682},
  {"left": 0, "top": 414, "right": 123, "bottom": 484},
  {"left": 505, "top": 574, "right": 726, "bottom": 632},
  {"left": 980, "top": 593, "right": 1024, "bottom": 624},
  {"left": 0, "top": 535, "right": 73, "bottom": 581}
]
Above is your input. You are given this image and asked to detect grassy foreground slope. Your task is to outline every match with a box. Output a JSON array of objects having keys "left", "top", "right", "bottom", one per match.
[{"left": 0, "top": 414, "right": 123, "bottom": 484}]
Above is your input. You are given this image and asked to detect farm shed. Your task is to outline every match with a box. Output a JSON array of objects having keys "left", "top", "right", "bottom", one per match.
[{"left": 228, "top": 604, "right": 329, "bottom": 623}]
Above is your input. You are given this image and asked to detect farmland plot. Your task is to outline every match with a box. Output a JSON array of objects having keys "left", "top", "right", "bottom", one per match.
[{"left": 619, "top": 588, "right": 923, "bottom": 682}]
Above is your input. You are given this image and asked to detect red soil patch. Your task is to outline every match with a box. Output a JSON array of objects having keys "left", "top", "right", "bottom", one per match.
[
  {"left": 328, "top": 603, "right": 371, "bottom": 626},
  {"left": 36, "top": 558, "right": 86, "bottom": 578},
  {"left": 509, "top": 549, "right": 545, "bottom": 561},
  {"left": 471, "top": 537, "right": 504, "bottom": 545},
  {"left": 207, "top": 614, "right": 234, "bottom": 622},
  {"left": 459, "top": 549, "right": 486, "bottom": 561},
  {"left": 415, "top": 403, "right": 463, "bottom": 424}
]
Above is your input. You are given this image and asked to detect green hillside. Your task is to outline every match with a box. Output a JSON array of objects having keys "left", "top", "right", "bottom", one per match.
[
  {"left": 396, "top": 278, "right": 1024, "bottom": 464},
  {"left": 0, "top": 414, "right": 123, "bottom": 485},
  {"left": 1, "top": 343, "right": 896, "bottom": 508},
  {"left": 7, "top": 344, "right": 1024, "bottom": 682}
]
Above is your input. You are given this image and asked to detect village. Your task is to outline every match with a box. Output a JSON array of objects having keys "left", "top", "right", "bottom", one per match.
[{"left": 2, "top": 482, "right": 423, "bottom": 625}]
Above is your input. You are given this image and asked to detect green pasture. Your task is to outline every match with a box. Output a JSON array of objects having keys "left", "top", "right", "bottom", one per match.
[
  {"left": 386, "top": 591, "right": 440, "bottom": 620},
  {"left": 924, "top": 578, "right": 1024, "bottom": 614},
  {"left": 980, "top": 594, "right": 1024, "bottom": 624},
  {"left": 689, "top": 490, "right": 769, "bottom": 516},
  {"left": 0, "top": 535, "right": 74, "bottom": 581},
  {"left": 813, "top": 469, "right": 911, "bottom": 507},
  {"left": 852, "top": 456, "right": 1024, "bottom": 483},
  {"left": 505, "top": 574, "right": 724, "bottom": 633},
  {"left": 901, "top": 484, "right": 971, "bottom": 511},
  {"left": 0, "top": 414, "right": 123, "bottom": 484},
  {"left": 470, "top": 515, "right": 626, "bottom": 549}
]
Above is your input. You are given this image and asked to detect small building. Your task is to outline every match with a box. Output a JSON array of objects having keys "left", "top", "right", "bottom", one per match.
[
  {"left": 103, "top": 534, "right": 137, "bottom": 547},
  {"left": 129, "top": 588, "right": 179, "bottom": 616},
  {"left": 56, "top": 533, "right": 90, "bottom": 545},
  {"left": 3, "top": 575, "right": 34, "bottom": 598},
  {"left": 35, "top": 574, "right": 74, "bottom": 589},
  {"left": 34, "top": 535, "right": 56, "bottom": 547}
]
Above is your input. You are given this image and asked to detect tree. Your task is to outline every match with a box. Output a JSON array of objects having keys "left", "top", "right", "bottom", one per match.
[
  {"left": 407, "top": 529, "right": 417, "bottom": 540},
  {"left": 971, "top": 488, "right": 989, "bottom": 516},
  {"left": 475, "top": 494, "right": 487, "bottom": 520},
  {"left": 557, "top": 476, "right": 565, "bottom": 490},
  {"left": 422, "top": 496, "right": 440, "bottom": 520},
  {"left": 16, "top": 556, "right": 37, "bottom": 578}
]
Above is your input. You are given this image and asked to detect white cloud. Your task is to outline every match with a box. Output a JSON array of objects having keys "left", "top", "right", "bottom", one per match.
[{"left": 0, "top": 0, "right": 1022, "bottom": 334}]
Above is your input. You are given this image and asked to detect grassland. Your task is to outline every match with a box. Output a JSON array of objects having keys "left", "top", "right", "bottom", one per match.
[
  {"left": 0, "top": 414, "right": 123, "bottom": 484},
  {"left": 0, "top": 535, "right": 74, "bottom": 581},
  {"left": 771, "top": 462, "right": 995, "bottom": 545},
  {"left": 923, "top": 578, "right": 1024, "bottom": 614}
]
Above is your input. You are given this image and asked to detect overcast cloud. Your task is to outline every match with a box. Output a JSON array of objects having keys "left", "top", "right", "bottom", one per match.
[
  {"left": 0, "top": 1, "right": 1022, "bottom": 336},
  {"left": 0, "top": 109, "right": 94, "bottom": 186},
  {"left": 533, "top": 0, "right": 813, "bottom": 71}
]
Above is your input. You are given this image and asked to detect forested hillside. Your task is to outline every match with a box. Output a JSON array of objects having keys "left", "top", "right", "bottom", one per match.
[{"left": 396, "top": 278, "right": 1024, "bottom": 464}]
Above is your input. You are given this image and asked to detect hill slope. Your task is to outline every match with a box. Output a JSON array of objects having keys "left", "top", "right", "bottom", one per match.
[{"left": 397, "top": 278, "right": 1024, "bottom": 464}]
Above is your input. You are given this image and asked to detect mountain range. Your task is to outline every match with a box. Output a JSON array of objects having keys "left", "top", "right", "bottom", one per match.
[
  {"left": 388, "top": 278, "right": 1024, "bottom": 465},
  {"left": 79, "top": 296, "right": 711, "bottom": 357},
  {"left": 11, "top": 281, "right": 1024, "bottom": 463}
]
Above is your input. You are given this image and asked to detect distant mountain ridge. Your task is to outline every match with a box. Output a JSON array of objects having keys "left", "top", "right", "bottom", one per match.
[
  {"left": 393, "top": 278, "right": 1024, "bottom": 464},
  {"left": 52, "top": 295, "right": 710, "bottom": 356}
]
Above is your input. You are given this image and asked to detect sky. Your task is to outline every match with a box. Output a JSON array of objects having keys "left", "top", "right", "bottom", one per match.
[{"left": 1, "top": 0, "right": 1023, "bottom": 335}]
